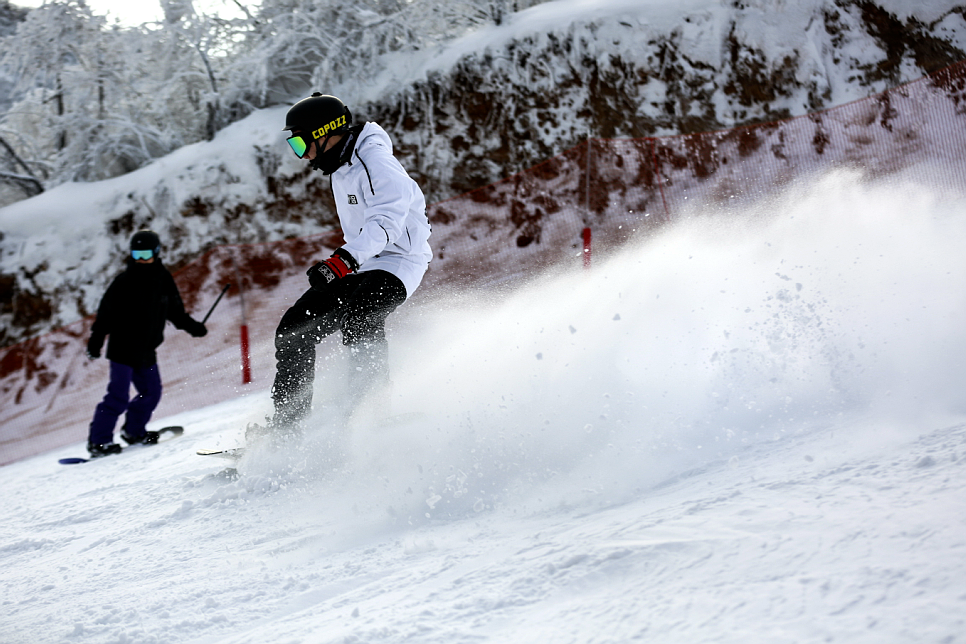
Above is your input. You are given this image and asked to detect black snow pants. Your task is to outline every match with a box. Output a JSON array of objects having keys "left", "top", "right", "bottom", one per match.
[{"left": 271, "top": 269, "right": 407, "bottom": 426}]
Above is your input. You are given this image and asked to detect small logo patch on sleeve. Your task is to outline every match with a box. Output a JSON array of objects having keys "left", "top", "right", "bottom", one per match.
[{"left": 348, "top": 195, "right": 358, "bottom": 205}]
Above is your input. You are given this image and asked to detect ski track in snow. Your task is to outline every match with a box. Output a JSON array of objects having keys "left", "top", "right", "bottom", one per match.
[{"left": 2, "top": 172, "right": 966, "bottom": 643}]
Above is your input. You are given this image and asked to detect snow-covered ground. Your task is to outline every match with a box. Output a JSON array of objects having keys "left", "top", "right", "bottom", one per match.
[{"left": 2, "top": 171, "right": 966, "bottom": 643}]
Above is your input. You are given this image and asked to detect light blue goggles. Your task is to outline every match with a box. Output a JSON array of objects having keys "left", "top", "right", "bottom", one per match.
[{"left": 131, "top": 249, "right": 155, "bottom": 260}]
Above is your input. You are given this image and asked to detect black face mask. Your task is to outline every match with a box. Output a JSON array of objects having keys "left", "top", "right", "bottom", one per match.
[{"left": 310, "top": 131, "right": 357, "bottom": 175}]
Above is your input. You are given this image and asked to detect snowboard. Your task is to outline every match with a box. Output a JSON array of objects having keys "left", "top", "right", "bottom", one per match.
[
  {"left": 59, "top": 426, "right": 185, "bottom": 464},
  {"left": 195, "top": 412, "right": 427, "bottom": 461}
]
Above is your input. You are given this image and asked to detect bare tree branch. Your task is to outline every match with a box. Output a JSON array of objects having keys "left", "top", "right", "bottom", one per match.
[
  {"left": 0, "top": 135, "right": 43, "bottom": 195},
  {"left": 0, "top": 170, "right": 44, "bottom": 197}
]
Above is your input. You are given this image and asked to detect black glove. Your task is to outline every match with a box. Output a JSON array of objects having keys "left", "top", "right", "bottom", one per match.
[
  {"left": 86, "top": 335, "right": 102, "bottom": 360},
  {"left": 307, "top": 248, "right": 358, "bottom": 291},
  {"left": 186, "top": 319, "right": 207, "bottom": 338}
]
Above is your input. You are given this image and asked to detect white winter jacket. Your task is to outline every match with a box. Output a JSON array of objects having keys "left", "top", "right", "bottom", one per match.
[{"left": 331, "top": 122, "right": 432, "bottom": 299}]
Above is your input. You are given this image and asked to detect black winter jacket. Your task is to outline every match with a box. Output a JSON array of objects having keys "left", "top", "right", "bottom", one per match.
[{"left": 88, "top": 259, "right": 202, "bottom": 368}]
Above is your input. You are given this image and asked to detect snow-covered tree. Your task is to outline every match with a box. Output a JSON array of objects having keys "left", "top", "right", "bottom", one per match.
[
  {"left": 0, "top": 0, "right": 547, "bottom": 205},
  {"left": 0, "top": 0, "right": 243, "bottom": 188},
  {"left": 223, "top": 0, "right": 549, "bottom": 107},
  {"left": 0, "top": 0, "right": 32, "bottom": 201}
]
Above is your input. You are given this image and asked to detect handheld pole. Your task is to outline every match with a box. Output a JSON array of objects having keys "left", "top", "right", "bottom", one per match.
[{"left": 202, "top": 283, "right": 231, "bottom": 324}]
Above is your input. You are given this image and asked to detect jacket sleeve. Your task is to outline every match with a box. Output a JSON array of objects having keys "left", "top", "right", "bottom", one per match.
[
  {"left": 164, "top": 273, "right": 198, "bottom": 330},
  {"left": 88, "top": 278, "right": 119, "bottom": 351},
  {"left": 340, "top": 145, "right": 418, "bottom": 266}
]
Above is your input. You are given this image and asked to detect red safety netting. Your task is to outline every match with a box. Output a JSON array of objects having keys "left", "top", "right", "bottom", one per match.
[{"left": 3, "top": 60, "right": 966, "bottom": 465}]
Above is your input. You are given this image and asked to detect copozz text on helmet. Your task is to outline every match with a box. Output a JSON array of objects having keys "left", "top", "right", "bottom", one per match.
[{"left": 313, "top": 115, "right": 347, "bottom": 139}]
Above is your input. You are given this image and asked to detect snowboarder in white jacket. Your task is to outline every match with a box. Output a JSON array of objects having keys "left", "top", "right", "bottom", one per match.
[{"left": 272, "top": 93, "right": 432, "bottom": 428}]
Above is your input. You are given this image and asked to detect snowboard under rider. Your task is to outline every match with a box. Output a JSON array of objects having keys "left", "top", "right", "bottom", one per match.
[
  {"left": 269, "top": 93, "right": 432, "bottom": 430},
  {"left": 84, "top": 230, "right": 208, "bottom": 457}
]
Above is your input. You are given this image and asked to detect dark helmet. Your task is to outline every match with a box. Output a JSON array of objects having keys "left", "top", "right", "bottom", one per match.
[
  {"left": 130, "top": 230, "right": 161, "bottom": 255},
  {"left": 284, "top": 93, "right": 357, "bottom": 174},
  {"left": 283, "top": 93, "right": 352, "bottom": 139}
]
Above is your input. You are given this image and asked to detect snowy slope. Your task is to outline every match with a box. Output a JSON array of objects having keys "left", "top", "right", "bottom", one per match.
[{"left": 2, "top": 171, "right": 965, "bottom": 643}]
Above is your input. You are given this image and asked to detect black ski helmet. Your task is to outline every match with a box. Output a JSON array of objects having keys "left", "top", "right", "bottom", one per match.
[
  {"left": 130, "top": 230, "right": 161, "bottom": 255},
  {"left": 284, "top": 93, "right": 356, "bottom": 174},
  {"left": 284, "top": 93, "right": 352, "bottom": 139}
]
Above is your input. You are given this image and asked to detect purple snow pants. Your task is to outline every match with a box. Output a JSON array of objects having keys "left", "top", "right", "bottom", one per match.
[{"left": 88, "top": 361, "right": 163, "bottom": 445}]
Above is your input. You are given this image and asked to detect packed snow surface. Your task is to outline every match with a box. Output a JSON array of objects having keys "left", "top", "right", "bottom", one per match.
[{"left": 2, "top": 171, "right": 966, "bottom": 643}]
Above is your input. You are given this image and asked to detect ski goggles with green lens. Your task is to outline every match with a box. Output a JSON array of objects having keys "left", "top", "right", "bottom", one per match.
[
  {"left": 286, "top": 134, "right": 310, "bottom": 158},
  {"left": 131, "top": 249, "right": 155, "bottom": 260}
]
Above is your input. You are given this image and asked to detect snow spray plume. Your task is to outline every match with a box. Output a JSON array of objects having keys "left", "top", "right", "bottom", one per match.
[{"left": 283, "top": 170, "right": 966, "bottom": 526}]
